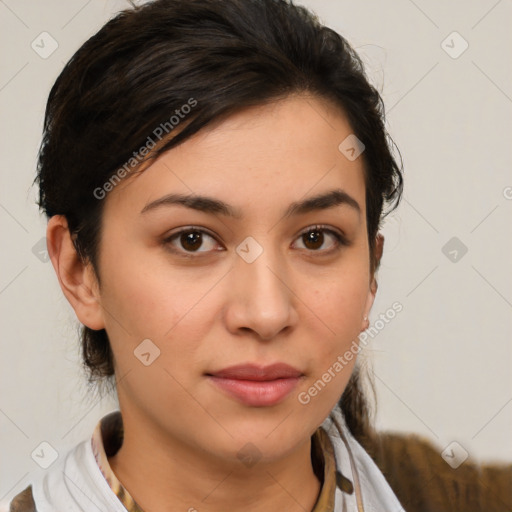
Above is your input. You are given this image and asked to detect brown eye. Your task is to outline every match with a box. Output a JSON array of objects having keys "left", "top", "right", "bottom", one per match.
[
  {"left": 302, "top": 229, "right": 324, "bottom": 250},
  {"left": 163, "top": 227, "right": 221, "bottom": 255},
  {"left": 294, "top": 225, "right": 347, "bottom": 253},
  {"left": 180, "top": 231, "right": 203, "bottom": 251}
]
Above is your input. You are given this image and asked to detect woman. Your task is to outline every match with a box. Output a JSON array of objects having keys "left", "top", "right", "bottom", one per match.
[{"left": 8, "top": 0, "right": 508, "bottom": 511}]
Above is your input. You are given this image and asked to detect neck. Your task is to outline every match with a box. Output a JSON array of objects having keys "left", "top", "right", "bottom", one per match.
[{"left": 108, "top": 412, "right": 322, "bottom": 512}]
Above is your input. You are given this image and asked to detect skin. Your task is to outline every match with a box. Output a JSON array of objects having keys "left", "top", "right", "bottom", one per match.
[{"left": 47, "top": 94, "right": 383, "bottom": 512}]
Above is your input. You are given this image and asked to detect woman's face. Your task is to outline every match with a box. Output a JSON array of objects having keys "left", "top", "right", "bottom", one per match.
[{"left": 92, "top": 94, "right": 377, "bottom": 464}]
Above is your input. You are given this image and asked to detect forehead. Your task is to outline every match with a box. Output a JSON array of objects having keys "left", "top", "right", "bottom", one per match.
[{"left": 104, "top": 94, "right": 367, "bottom": 221}]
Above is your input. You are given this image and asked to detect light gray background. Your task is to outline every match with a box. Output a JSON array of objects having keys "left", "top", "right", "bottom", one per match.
[{"left": 1, "top": 0, "right": 511, "bottom": 504}]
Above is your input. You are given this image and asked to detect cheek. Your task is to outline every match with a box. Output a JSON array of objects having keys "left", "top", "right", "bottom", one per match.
[
  {"left": 301, "top": 261, "right": 369, "bottom": 389},
  {"left": 311, "top": 262, "right": 369, "bottom": 336},
  {"left": 97, "top": 248, "right": 220, "bottom": 369}
]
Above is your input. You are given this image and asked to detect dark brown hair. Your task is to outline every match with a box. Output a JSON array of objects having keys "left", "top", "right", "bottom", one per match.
[{"left": 36, "top": 0, "right": 403, "bottom": 441}]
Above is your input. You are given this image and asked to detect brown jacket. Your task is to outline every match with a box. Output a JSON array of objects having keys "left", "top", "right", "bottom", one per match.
[
  {"left": 366, "top": 432, "right": 511, "bottom": 511},
  {"left": 9, "top": 432, "right": 512, "bottom": 511}
]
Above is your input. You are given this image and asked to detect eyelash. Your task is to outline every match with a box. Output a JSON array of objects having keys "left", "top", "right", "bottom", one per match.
[{"left": 162, "top": 224, "right": 349, "bottom": 258}]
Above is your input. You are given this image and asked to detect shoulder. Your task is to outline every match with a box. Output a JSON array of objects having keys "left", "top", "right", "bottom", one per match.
[
  {"left": 364, "top": 430, "right": 512, "bottom": 512},
  {"left": 8, "top": 486, "right": 36, "bottom": 512}
]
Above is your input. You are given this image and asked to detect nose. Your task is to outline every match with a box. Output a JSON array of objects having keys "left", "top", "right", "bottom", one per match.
[{"left": 224, "top": 242, "right": 298, "bottom": 341}]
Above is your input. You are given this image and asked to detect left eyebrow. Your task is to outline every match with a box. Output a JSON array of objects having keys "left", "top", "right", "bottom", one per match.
[
  {"left": 284, "top": 189, "right": 361, "bottom": 219},
  {"left": 140, "top": 188, "right": 361, "bottom": 219}
]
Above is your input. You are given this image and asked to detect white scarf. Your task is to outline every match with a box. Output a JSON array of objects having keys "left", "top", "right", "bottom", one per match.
[{"left": 322, "top": 407, "right": 405, "bottom": 511}]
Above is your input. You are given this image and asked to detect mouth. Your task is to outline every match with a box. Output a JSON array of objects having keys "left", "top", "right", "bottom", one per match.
[{"left": 205, "top": 363, "right": 304, "bottom": 407}]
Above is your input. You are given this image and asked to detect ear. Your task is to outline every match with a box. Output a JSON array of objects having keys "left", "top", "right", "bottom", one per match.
[
  {"left": 360, "top": 233, "right": 384, "bottom": 332},
  {"left": 46, "top": 215, "right": 106, "bottom": 330}
]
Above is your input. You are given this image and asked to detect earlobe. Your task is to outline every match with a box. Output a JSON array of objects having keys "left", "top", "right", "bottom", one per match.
[
  {"left": 375, "top": 232, "right": 384, "bottom": 268},
  {"left": 361, "top": 285, "right": 375, "bottom": 332},
  {"left": 360, "top": 233, "right": 385, "bottom": 332},
  {"left": 46, "top": 215, "right": 105, "bottom": 330}
]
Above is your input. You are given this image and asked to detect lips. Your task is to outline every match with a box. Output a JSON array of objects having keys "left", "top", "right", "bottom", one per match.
[
  {"left": 208, "top": 363, "right": 302, "bottom": 381},
  {"left": 206, "top": 363, "right": 303, "bottom": 407}
]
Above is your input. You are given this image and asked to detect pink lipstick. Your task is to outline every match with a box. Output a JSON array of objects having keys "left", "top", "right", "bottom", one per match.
[{"left": 206, "top": 363, "right": 303, "bottom": 407}]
